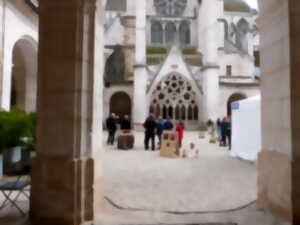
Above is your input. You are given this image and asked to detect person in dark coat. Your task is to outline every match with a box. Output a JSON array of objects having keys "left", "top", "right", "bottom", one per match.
[
  {"left": 143, "top": 115, "right": 157, "bottom": 151},
  {"left": 216, "top": 118, "right": 222, "bottom": 142},
  {"left": 163, "top": 118, "right": 174, "bottom": 131},
  {"left": 220, "top": 117, "right": 228, "bottom": 147},
  {"left": 106, "top": 113, "right": 117, "bottom": 145},
  {"left": 226, "top": 117, "right": 232, "bottom": 150},
  {"left": 156, "top": 117, "right": 164, "bottom": 148},
  {"left": 120, "top": 115, "right": 131, "bottom": 130}
]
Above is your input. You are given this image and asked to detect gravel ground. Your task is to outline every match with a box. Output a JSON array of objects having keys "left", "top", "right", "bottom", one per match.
[{"left": 103, "top": 131, "right": 257, "bottom": 212}]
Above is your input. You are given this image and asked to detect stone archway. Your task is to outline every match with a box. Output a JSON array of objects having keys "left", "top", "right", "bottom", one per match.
[
  {"left": 110, "top": 91, "right": 132, "bottom": 118},
  {"left": 227, "top": 93, "right": 247, "bottom": 116},
  {"left": 11, "top": 37, "right": 37, "bottom": 112}
]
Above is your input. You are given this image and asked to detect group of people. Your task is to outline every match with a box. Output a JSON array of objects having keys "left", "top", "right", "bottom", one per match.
[
  {"left": 214, "top": 117, "right": 232, "bottom": 150},
  {"left": 107, "top": 113, "right": 231, "bottom": 151},
  {"left": 143, "top": 115, "right": 185, "bottom": 151},
  {"left": 106, "top": 113, "right": 132, "bottom": 145},
  {"left": 106, "top": 113, "right": 185, "bottom": 150}
]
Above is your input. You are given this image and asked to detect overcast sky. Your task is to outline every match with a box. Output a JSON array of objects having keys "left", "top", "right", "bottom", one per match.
[{"left": 245, "top": 0, "right": 258, "bottom": 9}]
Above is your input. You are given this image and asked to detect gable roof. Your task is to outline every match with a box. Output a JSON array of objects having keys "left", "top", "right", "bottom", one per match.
[{"left": 147, "top": 46, "right": 203, "bottom": 97}]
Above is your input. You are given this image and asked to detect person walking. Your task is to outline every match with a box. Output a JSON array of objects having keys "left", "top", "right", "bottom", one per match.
[
  {"left": 176, "top": 121, "right": 185, "bottom": 148},
  {"left": 226, "top": 117, "right": 232, "bottom": 150},
  {"left": 216, "top": 118, "right": 221, "bottom": 141},
  {"left": 143, "top": 114, "right": 157, "bottom": 151},
  {"left": 220, "top": 117, "right": 228, "bottom": 147},
  {"left": 120, "top": 115, "right": 131, "bottom": 131},
  {"left": 106, "top": 113, "right": 117, "bottom": 145},
  {"left": 156, "top": 117, "right": 164, "bottom": 148}
]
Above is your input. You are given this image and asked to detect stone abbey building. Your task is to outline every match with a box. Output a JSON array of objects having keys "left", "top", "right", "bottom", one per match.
[
  {"left": 0, "top": 0, "right": 260, "bottom": 127},
  {"left": 103, "top": 0, "right": 260, "bottom": 126}
]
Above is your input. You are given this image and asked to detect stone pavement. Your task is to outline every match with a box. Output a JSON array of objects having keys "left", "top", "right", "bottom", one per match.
[{"left": 0, "top": 132, "right": 291, "bottom": 225}]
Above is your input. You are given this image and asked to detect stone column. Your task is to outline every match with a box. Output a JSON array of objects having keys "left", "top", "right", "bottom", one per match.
[
  {"left": 257, "top": 0, "right": 300, "bottom": 223},
  {"left": 0, "top": 0, "right": 5, "bottom": 108},
  {"left": 133, "top": 0, "right": 148, "bottom": 127},
  {"left": 198, "top": 0, "right": 221, "bottom": 121},
  {"left": 30, "top": 0, "right": 103, "bottom": 224}
]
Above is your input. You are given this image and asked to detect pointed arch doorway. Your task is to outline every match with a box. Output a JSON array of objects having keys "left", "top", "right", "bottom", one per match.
[{"left": 110, "top": 92, "right": 132, "bottom": 118}]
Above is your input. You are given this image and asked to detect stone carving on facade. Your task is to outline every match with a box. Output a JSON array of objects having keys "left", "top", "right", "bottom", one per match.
[
  {"left": 230, "top": 18, "right": 251, "bottom": 53},
  {"left": 105, "top": 45, "right": 126, "bottom": 86}
]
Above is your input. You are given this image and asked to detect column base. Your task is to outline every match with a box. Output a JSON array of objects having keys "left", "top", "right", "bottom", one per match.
[
  {"left": 257, "top": 150, "right": 292, "bottom": 222},
  {"left": 30, "top": 155, "right": 101, "bottom": 225}
]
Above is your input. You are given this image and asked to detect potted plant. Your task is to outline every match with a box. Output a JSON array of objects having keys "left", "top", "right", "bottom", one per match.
[
  {"left": 21, "top": 112, "right": 37, "bottom": 164},
  {"left": 0, "top": 108, "right": 36, "bottom": 175},
  {"left": 0, "top": 148, "right": 3, "bottom": 178},
  {"left": 198, "top": 123, "right": 207, "bottom": 139}
]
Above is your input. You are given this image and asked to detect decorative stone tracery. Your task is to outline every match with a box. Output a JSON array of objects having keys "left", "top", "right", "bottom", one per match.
[{"left": 150, "top": 73, "right": 199, "bottom": 121}]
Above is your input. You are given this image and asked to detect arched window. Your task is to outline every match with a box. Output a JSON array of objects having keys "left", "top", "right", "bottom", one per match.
[
  {"left": 163, "top": 105, "right": 168, "bottom": 119},
  {"left": 181, "top": 106, "right": 186, "bottom": 120},
  {"left": 165, "top": 22, "right": 177, "bottom": 44},
  {"left": 11, "top": 37, "right": 38, "bottom": 111},
  {"left": 156, "top": 105, "right": 161, "bottom": 117},
  {"left": 168, "top": 106, "right": 173, "bottom": 119},
  {"left": 175, "top": 105, "right": 180, "bottom": 120},
  {"left": 194, "top": 106, "right": 199, "bottom": 120},
  {"left": 150, "top": 105, "right": 155, "bottom": 114},
  {"left": 179, "top": 21, "right": 190, "bottom": 45},
  {"left": 151, "top": 21, "right": 163, "bottom": 44},
  {"left": 150, "top": 73, "right": 200, "bottom": 123},
  {"left": 188, "top": 105, "right": 193, "bottom": 120}
]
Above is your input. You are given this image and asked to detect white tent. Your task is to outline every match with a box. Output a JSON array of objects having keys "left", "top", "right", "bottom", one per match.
[{"left": 231, "top": 95, "right": 261, "bottom": 161}]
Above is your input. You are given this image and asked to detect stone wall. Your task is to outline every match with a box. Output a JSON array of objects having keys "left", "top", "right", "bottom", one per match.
[{"left": 258, "top": 0, "right": 300, "bottom": 223}]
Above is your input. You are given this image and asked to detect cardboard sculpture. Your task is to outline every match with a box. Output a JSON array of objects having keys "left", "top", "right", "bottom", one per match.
[
  {"left": 117, "top": 130, "right": 134, "bottom": 150},
  {"left": 182, "top": 143, "right": 200, "bottom": 159},
  {"left": 160, "top": 131, "right": 180, "bottom": 158}
]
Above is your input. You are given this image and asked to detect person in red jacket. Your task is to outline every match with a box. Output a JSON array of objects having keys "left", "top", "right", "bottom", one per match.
[{"left": 176, "top": 121, "right": 185, "bottom": 148}]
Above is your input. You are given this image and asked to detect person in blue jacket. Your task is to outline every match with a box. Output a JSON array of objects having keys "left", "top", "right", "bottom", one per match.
[
  {"left": 220, "top": 117, "right": 228, "bottom": 147},
  {"left": 163, "top": 117, "right": 174, "bottom": 131}
]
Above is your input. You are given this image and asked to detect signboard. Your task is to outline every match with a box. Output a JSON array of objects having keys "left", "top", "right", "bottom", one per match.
[{"left": 231, "top": 102, "right": 240, "bottom": 110}]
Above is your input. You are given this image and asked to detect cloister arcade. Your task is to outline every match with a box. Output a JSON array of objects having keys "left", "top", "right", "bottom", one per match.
[{"left": 3, "top": 0, "right": 297, "bottom": 225}]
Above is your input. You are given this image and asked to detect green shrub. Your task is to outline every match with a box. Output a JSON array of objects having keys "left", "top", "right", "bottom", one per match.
[
  {"left": 182, "top": 47, "right": 198, "bottom": 55},
  {"left": 0, "top": 108, "right": 37, "bottom": 153},
  {"left": 147, "top": 56, "right": 164, "bottom": 65},
  {"left": 185, "top": 57, "right": 203, "bottom": 66},
  {"left": 147, "top": 47, "right": 167, "bottom": 55}
]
